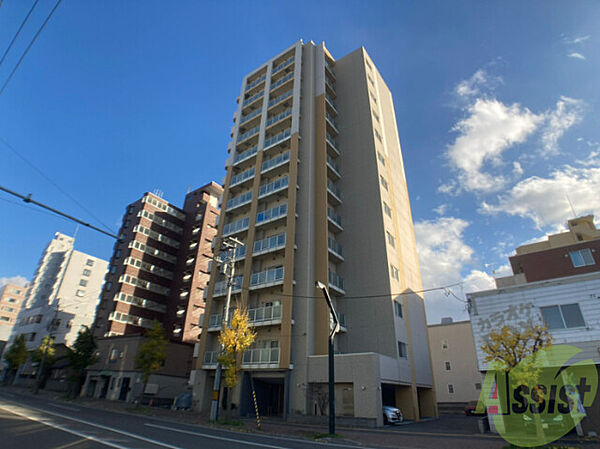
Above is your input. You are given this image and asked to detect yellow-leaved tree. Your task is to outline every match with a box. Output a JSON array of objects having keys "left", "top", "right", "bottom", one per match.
[{"left": 217, "top": 308, "right": 256, "bottom": 420}]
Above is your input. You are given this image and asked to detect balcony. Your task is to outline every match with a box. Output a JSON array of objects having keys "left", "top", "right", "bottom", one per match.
[
  {"left": 327, "top": 207, "right": 343, "bottom": 232},
  {"left": 326, "top": 155, "right": 341, "bottom": 180},
  {"left": 253, "top": 232, "right": 286, "bottom": 256},
  {"left": 263, "top": 128, "right": 291, "bottom": 150},
  {"left": 270, "top": 72, "right": 294, "bottom": 92},
  {"left": 325, "top": 60, "right": 336, "bottom": 79},
  {"left": 222, "top": 217, "right": 250, "bottom": 236},
  {"left": 326, "top": 133, "right": 340, "bottom": 156},
  {"left": 239, "top": 108, "right": 261, "bottom": 125},
  {"left": 207, "top": 312, "right": 233, "bottom": 331},
  {"left": 268, "top": 90, "right": 293, "bottom": 109},
  {"left": 250, "top": 266, "right": 284, "bottom": 290},
  {"left": 328, "top": 271, "right": 345, "bottom": 295},
  {"left": 272, "top": 56, "right": 294, "bottom": 74},
  {"left": 230, "top": 167, "right": 255, "bottom": 188},
  {"left": 233, "top": 145, "right": 258, "bottom": 166},
  {"left": 213, "top": 275, "right": 243, "bottom": 297},
  {"left": 262, "top": 151, "right": 290, "bottom": 174},
  {"left": 256, "top": 203, "right": 287, "bottom": 226},
  {"left": 325, "top": 93, "right": 338, "bottom": 114},
  {"left": 226, "top": 190, "right": 252, "bottom": 211},
  {"left": 326, "top": 112, "right": 339, "bottom": 133},
  {"left": 265, "top": 108, "right": 292, "bottom": 128},
  {"left": 245, "top": 74, "right": 266, "bottom": 92},
  {"left": 328, "top": 237, "right": 344, "bottom": 262},
  {"left": 242, "top": 346, "right": 280, "bottom": 367},
  {"left": 237, "top": 125, "right": 260, "bottom": 144},
  {"left": 243, "top": 90, "right": 264, "bottom": 107},
  {"left": 248, "top": 303, "right": 282, "bottom": 326},
  {"left": 325, "top": 76, "right": 336, "bottom": 94},
  {"left": 259, "top": 176, "right": 289, "bottom": 199},
  {"left": 327, "top": 180, "right": 342, "bottom": 205}
]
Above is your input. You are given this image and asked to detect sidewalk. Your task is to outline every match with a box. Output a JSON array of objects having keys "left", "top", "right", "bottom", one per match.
[{"left": 1, "top": 385, "right": 596, "bottom": 449}]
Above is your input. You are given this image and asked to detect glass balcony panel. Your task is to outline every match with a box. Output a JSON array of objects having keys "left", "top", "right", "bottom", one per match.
[
  {"left": 268, "top": 90, "right": 293, "bottom": 108},
  {"left": 233, "top": 146, "right": 258, "bottom": 165},
  {"left": 270, "top": 72, "right": 294, "bottom": 91},
  {"left": 272, "top": 56, "right": 294, "bottom": 74},
  {"left": 263, "top": 129, "right": 291, "bottom": 149},
  {"left": 262, "top": 151, "right": 290, "bottom": 173},
  {"left": 230, "top": 167, "right": 255, "bottom": 187},
  {"left": 245, "top": 74, "right": 266, "bottom": 91},
  {"left": 259, "top": 176, "right": 289, "bottom": 198},
  {"left": 266, "top": 108, "right": 292, "bottom": 127},
  {"left": 243, "top": 90, "right": 264, "bottom": 107},
  {"left": 226, "top": 191, "right": 252, "bottom": 210},
  {"left": 256, "top": 204, "right": 287, "bottom": 225}
]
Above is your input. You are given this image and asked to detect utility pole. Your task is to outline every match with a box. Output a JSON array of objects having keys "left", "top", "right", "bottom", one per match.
[
  {"left": 316, "top": 281, "right": 341, "bottom": 436},
  {"left": 209, "top": 236, "right": 243, "bottom": 422},
  {"left": 33, "top": 306, "right": 59, "bottom": 394}
]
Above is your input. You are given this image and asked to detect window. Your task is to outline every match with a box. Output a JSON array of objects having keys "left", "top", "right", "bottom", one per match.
[
  {"left": 0, "top": 316, "right": 9, "bottom": 322},
  {"left": 367, "top": 75, "right": 375, "bottom": 86},
  {"left": 445, "top": 361, "right": 451, "bottom": 371},
  {"left": 29, "top": 332, "right": 37, "bottom": 341},
  {"left": 10, "top": 288, "right": 22, "bottom": 295},
  {"left": 373, "top": 112, "right": 380, "bottom": 123},
  {"left": 79, "top": 279, "right": 88, "bottom": 287},
  {"left": 110, "top": 266, "right": 117, "bottom": 274},
  {"left": 128, "top": 205, "right": 134, "bottom": 215},
  {"left": 390, "top": 265, "right": 399, "bottom": 281},
  {"left": 115, "top": 249, "right": 122, "bottom": 258},
  {"left": 448, "top": 384, "right": 454, "bottom": 394},
  {"left": 394, "top": 301, "right": 403, "bottom": 318},
  {"left": 540, "top": 303, "right": 585, "bottom": 329},
  {"left": 109, "top": 348, "right": 119, "bottom": 362},
  {"left": 2, "top": 306, "right": 15, "bottom": 313},
  {"left": 387, "top": 231, "right": 395, "bottom": 248},
  {"left": 398, "top": 341, "right": 407, "bottom": 358},
  {"left": 442, "top": 339, "right": 448, "bottom": 350},
  {"left": 383, "top": 202, "right": 392, "bottom": 218},
  {"left": 366, "top": 59, "right": 372, "bottom": 70},
  {"left": 83, "top": 269, "right": 91, "bottom": 277},
  {"left": 105, "top": 282, "right": 112, "bottom": 291},
  {"left": 370, "top": 92, "right": 378, "bottom": 104},
  {"left": 374, "top": 130, "right": 382, "bottom": 142},
  {"left": 380, "top": 176, "right": 388, "bottom": 190},
  {"left": 377, "top": 152, "right": 386, "bottom": 166},
  {"left": 569, "top": 249, "right": 595, "bottom": 267},
  {"left": 86, "top": 259, "right": 95, "bottom": 267},
  {"left": 76, "top": 289, "right": 85, "bottom": 297},
  {"left": 7, "top": 298, "right": 17, "bottom": 303},
  {"left": 124, "top": 219, "right": 130, "bottom": 228},
  {"left": 475, "top": 383, "right": 482, "bottom": 390}
]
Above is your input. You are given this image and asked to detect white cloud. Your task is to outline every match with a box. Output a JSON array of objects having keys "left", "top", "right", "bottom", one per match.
[
  {"left": 444, "top": 98, "right": 543, "bottom": 193},
  {"left": 480, "top": 159, "right": 600, "bottom": 229},
  {"left": 0, "top": 276, "right": 28, "bottom": 289},
  {"left": 565, "top": 35, "right": 590, "bottom": 44},
  {"left": 415, "top": 217, "right": 497, "bottom": 323},
  {"left": 568, "top": 52, "right": 586, "bottom": 60},
  {"left": 541, "top": 97, "right": 584, "bottom": 155},
  {"left": 512, "top": 161, "right": 524, "bottom": 176},
  {"left": 455, "top": 69, "right": 502, "bottom": 98},
  {"left": 433, "top": 203, "right": 449, "bottom": 215}
]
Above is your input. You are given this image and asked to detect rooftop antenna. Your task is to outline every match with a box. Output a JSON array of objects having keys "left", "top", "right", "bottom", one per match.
[
  {"left": 565, "top": 193, "right": 577, "bottom": 218},
  {"left": 152, "top": 189, "right": 164, "bottom": 198}
]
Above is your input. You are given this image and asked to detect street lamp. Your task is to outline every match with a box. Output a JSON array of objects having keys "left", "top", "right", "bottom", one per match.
[{"left": 316, "top": 281, "right": 340, "bottom": 436}]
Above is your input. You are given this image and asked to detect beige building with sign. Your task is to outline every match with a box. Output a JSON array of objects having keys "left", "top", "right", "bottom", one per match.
[{"left": 192, "top": 40, "right": 436, "bottom": 426}]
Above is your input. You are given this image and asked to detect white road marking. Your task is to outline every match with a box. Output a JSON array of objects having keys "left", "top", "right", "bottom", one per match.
[
  {"left": 48, "top": 403, "right": 81, "bottom": 412},
  {"left": 144, "top": 423, "right": 292, "bottom": 448},
  {"left": 0, "top": 403, "right": 132, "bottom": 449}
]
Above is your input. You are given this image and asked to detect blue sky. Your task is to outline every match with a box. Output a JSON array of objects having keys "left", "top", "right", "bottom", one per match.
[{"left": 1, "top": 1, "right": 598, "bottom": 323}]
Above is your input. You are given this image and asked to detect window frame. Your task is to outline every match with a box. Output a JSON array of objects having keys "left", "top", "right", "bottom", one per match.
[{"left": 540, "top": 303, "right": 586, "bottom": 329}]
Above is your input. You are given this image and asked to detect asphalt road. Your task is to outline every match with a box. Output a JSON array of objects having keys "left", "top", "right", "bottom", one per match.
[{"left": 0, "top": 391, "right": 372, "bottom": 449}]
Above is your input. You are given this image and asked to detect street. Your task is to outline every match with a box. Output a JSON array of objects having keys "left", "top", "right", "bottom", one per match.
[{"left": 0, "top": 391, "right": 372, "bottom": 449}]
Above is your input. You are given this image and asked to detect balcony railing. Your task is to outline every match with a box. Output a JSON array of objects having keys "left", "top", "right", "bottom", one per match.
[
  {"left": 250, "top": 266, "right": 284, "bottom": 288},
  {"left": 213, "top": 275, "right": 243, "bottom": 297},
  {"left": 239, "top": 108, "right": 261, "bottom": 125},
  {"left": 253, "top": 232, "right": 286, "bottom": 255},
  {"left": 222, "top": 217, "right": 250, "bottom": 236},
  {"left": 243, "top": 347, "right": 280, "bottom": 365},
  {"left": 256, "top": 203, "right": 287, "bottom": 225},
  {"left": 243, "top": 90, "right": 264, "bottom": 107},
  {"left": 266, "top": 109, "right": 292, "bottom": 128},
  {"left": 248, "top": 303, "right": 282, "bottom": 324},
  {"left": 327, "top": 207, "right": 343, "bottom": 229},
  {"left": 326, "top": 155, "right": 340, "bottom": 175},
  {"left": 233, "top": 145, "right": 258, "bottom": 165},
  {"left": 325, "top": 76, "right": 335, "bottom": 92},
  {"left": 272, "top": 56, "right": 294, "bottom": 74},
  {"left": 230, "top": 167, "right": 255, "bottom": 187},
  {"left": 328, "top": 237, "right": 343, "bottom": 258},
  {"left": 245, "top": 74, "right": 266, "bottom": 92},
  {"left": 237, "top": 125, "right": 260, "bottom": 143},
  {"left": 270, "top": 72, "right": 294, "bottom": 91},
  {"left": 326, "top": 134, "right": 340, "bottom": 153},
  {"left": 328, "top": 270, "right": 345, "bottom": 292},
  {"left": 327, "top": 180, "right": 341, "bottom": 201},
  {"left": 326, "top": 112, "right": 339, "bottom": 130},
  {"left": 263, "top": 129, "right": 291, "bottom": 149},
  {"left": 268, "top": 90, "right": 293, "bottom": 108},
  {"left": 325, "top": 93, "right": 337, "bottom": 111},
  {"left": 259, "top": 176, "right": 289, "bottom": 199},
  {"left": 262, "top": 151, "right": 290, "bottom": 173},
  {"left": 226, "top": 190, "right": 252, "bottom": 210},
  {"left": 204, "top": 350, "right": 219, "bottom": 365}
]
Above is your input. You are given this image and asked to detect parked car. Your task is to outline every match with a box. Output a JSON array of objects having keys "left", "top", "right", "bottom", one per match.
[
  {"left": 383, "top": 405, "right": 403, "bottom": 424},
  {"left": 464, "top": 401, "right": 487, "bottom": 416},
  {"left": 173, "top": 392, "right": 192, "bottom": 410}
]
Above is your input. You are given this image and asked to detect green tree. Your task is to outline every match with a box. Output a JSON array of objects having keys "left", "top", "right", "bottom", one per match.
[
  {"left": 67, "top": 326, "right": 98, "bottom": 397},
  {"left": 217, "top": 308, "right": 256, "bottom": 420},
  {"left": 31, "top": 335, "right": 56, "bottom": 391},
  {"left": 3, "top": 335, "right": 29, "bottom": 385},
  {"left": 135, "top": 320, "right": 167, "bottom": 403}
]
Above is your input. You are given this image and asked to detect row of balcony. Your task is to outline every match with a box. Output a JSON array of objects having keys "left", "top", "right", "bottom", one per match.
[
  {"left": 204, "top": 347, "right": 280, "bottom": 367},
  {"left": 237, "top": 125, "right": 260, "bottom": 143},
  {"left": 226, "top": 190, "right": 252, "bottom": 211},
  {"left": 213, "top": 265, "right": 285, "bottom": 297},
  {"left": 208, "top": 303, "right": 282, "bottom": 330},
  {"left": 239, "top": 107, "right": 261, "bottom": 125},
  {"left": 233, "top": 128, "right": 291, "bottom": 167},
  {"left": 258, "top": 175, "right": 289, "bottom": 199},
  {"left": 243, "top": 90, "right": 264, "bottom": 107},
  {"left": 328, "top": 270, "right": 345, "bottom": 294},
  {"left": 268, "top": 89, "right": 293, "bottom": 109},
  {"left": 245, "top": 74, "right": 266, "bottom": 92},
  {"left": 265, "top": 108, "right": 292, "bottom": 127},
  {"left": 273, "top": 56, "right": 294, "bottom": 74},
  {"left": 128, "top": 240, "right": 177, "bottom": 264},
  {"left": 233, "top": 145, "right": 258, "bottom": 165},
  {"left": 230, "top": 167, "right": 255, "bottom": 187},
  {"left": 262, "top": 150, "right": 290, "bottom": 173},
  {"left": 222, "top": 232, "right": 286, "bottom": 262}
]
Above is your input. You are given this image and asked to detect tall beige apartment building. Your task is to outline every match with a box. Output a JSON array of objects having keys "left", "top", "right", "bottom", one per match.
[
  {"left": 0, "top": 282, "right": 28, "bottom": 352},
  {"left": 193, "top": 40, "right": 436, "bottom": 426}
]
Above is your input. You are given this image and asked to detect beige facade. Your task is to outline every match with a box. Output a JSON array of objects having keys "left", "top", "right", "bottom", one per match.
[
  {"left": 427, "top": 319, "right": 482, "bottom": 408},
  {"left": 0, "top": 283, "right": 28, "bottom": 343},
  {"left": 193, "top": 40, "right": 436, "bottom": 426}
]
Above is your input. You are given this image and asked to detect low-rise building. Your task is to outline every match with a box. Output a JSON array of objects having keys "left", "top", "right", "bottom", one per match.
[{"left": 0, "top": 282, "right": 28, "bottom": 355}]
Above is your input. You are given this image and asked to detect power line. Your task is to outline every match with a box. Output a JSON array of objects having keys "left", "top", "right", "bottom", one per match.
[
  {"left": 0, "top": 135, "right": 116, "bottom": 234},
  {"left": 0, "top": 184, "right": 119, "bottom": 239},
  {"left": 0, "top": 0, "right": 62, "bottom": 97},
  {"left": 0, "top": 0, "right": 41, "bottom": 69},
  {"left": 0, "top": 194, "right": 71, "bottom": 222}
]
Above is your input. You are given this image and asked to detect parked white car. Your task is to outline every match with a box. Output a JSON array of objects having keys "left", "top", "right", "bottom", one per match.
[{"left": 383, "top": 405, "right": 403, "bottom": 424}]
